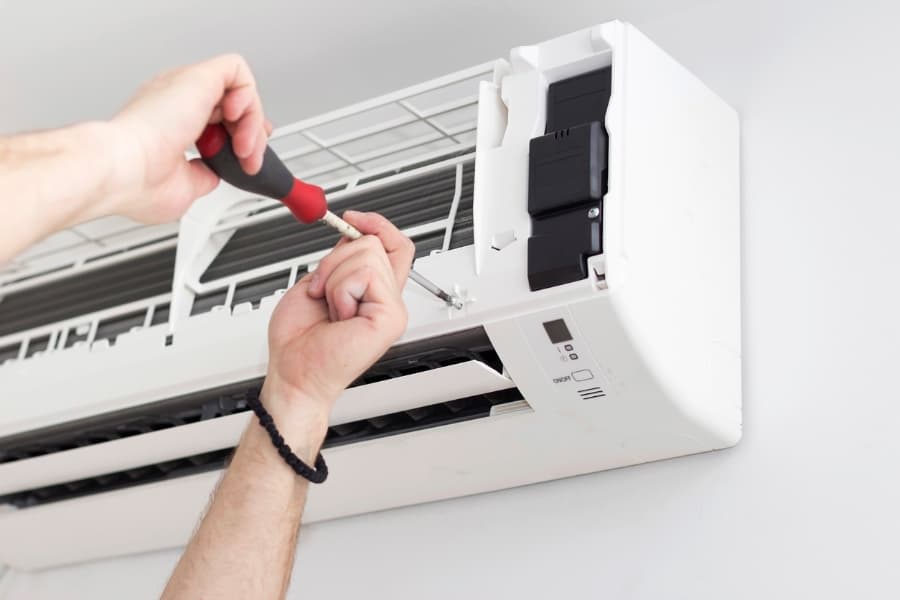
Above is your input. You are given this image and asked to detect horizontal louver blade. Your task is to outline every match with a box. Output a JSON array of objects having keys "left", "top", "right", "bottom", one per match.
[
  {"left": 0, "top": 387, "right": 522, "bottom": 509},
  {"left": 0, "top": 328, "right": 499, "bottom": 465},
  {"left": 0, "top": 327, "right": 515, "bottom": 509}
]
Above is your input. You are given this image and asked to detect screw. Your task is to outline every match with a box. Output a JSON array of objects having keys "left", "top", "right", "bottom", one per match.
[{"left": 587, "top": 207, "right": 600, "bottom": 219}]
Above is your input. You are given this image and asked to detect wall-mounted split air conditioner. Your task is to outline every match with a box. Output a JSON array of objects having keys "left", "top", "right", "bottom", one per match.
[{"left": 0, "top": 21, "right": 741, "bottom": 570}]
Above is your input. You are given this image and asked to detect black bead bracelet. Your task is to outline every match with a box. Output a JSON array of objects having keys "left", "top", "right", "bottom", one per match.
[{"left": 246, "top": 396, "right": 328, "bottom": 484}]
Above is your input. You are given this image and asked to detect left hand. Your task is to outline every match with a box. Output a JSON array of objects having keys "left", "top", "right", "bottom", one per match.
[{"left": 261, "top": 211, "right": 414, "bottom": 435}]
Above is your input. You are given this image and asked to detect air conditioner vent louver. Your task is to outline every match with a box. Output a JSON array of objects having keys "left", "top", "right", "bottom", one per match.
[
  {"left": 201, "top": 162, "right": 474, "bottom": 283},
  {"left": 0, "top": 247, "right": 175, "bottom": 338},
  {"left": 0, "top": 383, "right": 520, "bottom": 509},
  {"left": 323, "top": 386, "right": 521, "bottom": 447},
  {"left": 1, "top": 448, "right": 235, "bottom": 509},
  {"left": 0, "top": 380, "right": 262, "bottom": 466},
  {"left": 0, "top": 386, "right": 521, "bottom": 509},
  {"left": 0, "top": 328, "right": 501, "bottom": 467}
]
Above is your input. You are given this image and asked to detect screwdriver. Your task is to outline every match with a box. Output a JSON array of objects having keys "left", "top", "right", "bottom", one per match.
[{"left": 195, "top": 124, "right": 462, "bottom": 309}]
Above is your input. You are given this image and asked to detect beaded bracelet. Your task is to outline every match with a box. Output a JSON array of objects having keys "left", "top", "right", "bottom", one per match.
[{"left": 246, "top": 396, "right": 328, "bottom": 483}]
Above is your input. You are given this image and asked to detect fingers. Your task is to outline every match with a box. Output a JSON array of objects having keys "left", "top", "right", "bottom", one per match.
[
  {"left": 308, "top": 235, "right": 392, "bottom": 300},
  {"left": 266, "top": 275, "right": 329, "bottom": 349},
  {"left": 304, "top": 212, "right": 413, "bottom": 330},
  {"left": 324, "top": 255, "right": 395, "bottom": 322},
  {"left": 201, "top": 54, "right": 267, "bottom": 175},
  {"left": 341, "top": 211, "right": 415, "bottom": 286}
]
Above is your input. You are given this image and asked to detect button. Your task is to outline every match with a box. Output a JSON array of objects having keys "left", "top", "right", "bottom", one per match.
[
  {"left": 564, "top": 344, "right": 574, "bottom": 351},
  {"left": 569, "top": 353, "right": 578, "bottom": 360},
  {"left": 572, "top": 369, "right": 594, "bottom": 382}
]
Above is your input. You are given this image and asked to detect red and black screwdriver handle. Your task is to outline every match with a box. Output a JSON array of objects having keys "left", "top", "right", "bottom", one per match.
[{"left": 195, "top": 123, "right": 327, "bottom": 224}]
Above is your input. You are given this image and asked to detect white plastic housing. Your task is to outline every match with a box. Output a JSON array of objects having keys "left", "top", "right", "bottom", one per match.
[{"left": 0, "top": 21, "right": 740, "bottom": 570}]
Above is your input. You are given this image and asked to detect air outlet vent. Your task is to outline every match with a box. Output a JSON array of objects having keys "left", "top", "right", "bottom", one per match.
[
  {"left": 0, "top": 328, "right": 515, "bottom": 509},
  {"left": 0, "top": 386, "right": 522, "bottom": 509},
  {"left": 0, "top": 328, "right": 500, "bottom": 466}
]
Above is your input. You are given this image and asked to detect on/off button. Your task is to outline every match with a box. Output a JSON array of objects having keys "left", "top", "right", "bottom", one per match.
[{"left": 571, "top": 369, "right": 594, "bottom": 382}]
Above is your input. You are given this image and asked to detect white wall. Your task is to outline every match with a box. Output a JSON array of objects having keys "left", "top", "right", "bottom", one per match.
[{"left": 2, "top": 0, "right": 900, "bottom": 597}]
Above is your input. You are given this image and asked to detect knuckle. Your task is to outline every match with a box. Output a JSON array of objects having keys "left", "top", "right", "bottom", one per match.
[
  {"left": 359, "top": 235, "right": 382, "bottom": 252},
  {"left": 354, "top": 264, "right": 375, "bottom": 280},
  {"left": 367, "top": 212, "right": 388, "bottom": 228}
]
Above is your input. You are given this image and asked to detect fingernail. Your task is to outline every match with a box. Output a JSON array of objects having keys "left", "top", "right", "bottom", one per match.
[
  {"left": 344, "top": 210, "right": 360, "bottom": 219},
  {"left": 309, "top": 271, "right": 320, "bottom": 290}
]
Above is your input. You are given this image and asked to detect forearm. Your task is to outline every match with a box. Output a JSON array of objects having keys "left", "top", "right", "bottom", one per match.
[
  {"left": 0, "top": 122, "right": 123, "bottom": 261},
  {"left": 161, "top": 390, "right": 329, "bottom": 600}
]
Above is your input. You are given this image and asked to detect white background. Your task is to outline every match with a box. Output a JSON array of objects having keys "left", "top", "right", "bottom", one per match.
[{"left": 2, "top": 0, "right": 899, "bottom": 597}]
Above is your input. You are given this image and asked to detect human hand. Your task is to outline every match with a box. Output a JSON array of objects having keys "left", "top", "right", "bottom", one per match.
[
  {"left": 108, "top": 54, "right": 271, "bottom": 223},
  {"left": 261, "top": 211, "right": 414, "bottom": 437}
]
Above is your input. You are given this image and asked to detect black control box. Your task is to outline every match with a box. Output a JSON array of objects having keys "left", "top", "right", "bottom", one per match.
[
  {"left": 527, "top": 67, "right": 611, "bottom": 292},
  {"left": 528, "top": 121, "right": 606, "bottom": 217},
  {"left": 528, "top": 204, "right": 602, "bottom": 291},
  {"left": 545, "top": 67, "right": 612, "bottom": 133}
]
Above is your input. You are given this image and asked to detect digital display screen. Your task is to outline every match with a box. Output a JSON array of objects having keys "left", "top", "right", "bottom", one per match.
[{"left": 542, "top": 319, "right": 573, "bottom": 344}]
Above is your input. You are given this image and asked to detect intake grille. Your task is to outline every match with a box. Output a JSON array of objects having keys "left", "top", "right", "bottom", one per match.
[
  {"left": 0, "top": 248, "right": 175, "bottom": 338},
  {"left": 0, "top": 162, "right": 474, "bottom": 343},
  {"left": 189, "top": 227, "right": 451, "bottom": 318},
  {"left": 0, "top": 344, "right": 19, "bottom": 363},
  {"left": 201, "top": 162, "right": 474, "bottom": 282}
]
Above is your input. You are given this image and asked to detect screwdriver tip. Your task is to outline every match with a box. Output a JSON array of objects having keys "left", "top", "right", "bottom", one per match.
[{"left": 438, "top": 291, "right": 464, "bottom": 310}]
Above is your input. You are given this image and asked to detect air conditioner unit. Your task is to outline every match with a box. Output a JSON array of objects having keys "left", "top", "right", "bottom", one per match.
[{"left": 0, "top": 21, "right": 741, "bottom": 571}]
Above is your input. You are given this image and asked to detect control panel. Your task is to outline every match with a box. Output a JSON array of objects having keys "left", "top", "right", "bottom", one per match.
[{"left": 520, "top": 307, "right": 609, "bottom": 401}]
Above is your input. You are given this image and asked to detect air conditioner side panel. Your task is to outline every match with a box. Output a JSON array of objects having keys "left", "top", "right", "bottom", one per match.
[{"left": 602, "top": 23, "right": 742, "bottom": 445}]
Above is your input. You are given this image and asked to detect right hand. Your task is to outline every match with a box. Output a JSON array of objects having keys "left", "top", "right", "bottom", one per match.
[
  {"left": 260, "top": 211, "right": 414, "bottom": 439},
  {"left": 108, "top": 54, "right": 272, "bottom": 224}
]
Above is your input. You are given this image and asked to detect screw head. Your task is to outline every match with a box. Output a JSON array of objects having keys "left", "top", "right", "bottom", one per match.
[{"left": 587, "top": 207, "right": 600, "bottom": 219}]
